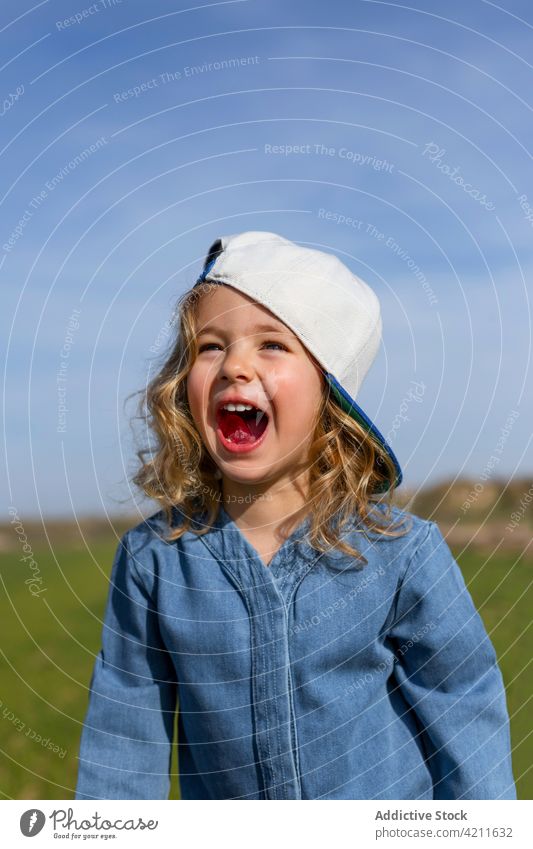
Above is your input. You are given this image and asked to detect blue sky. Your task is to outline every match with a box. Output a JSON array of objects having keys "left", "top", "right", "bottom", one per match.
[{"left": 1, "top": 0, "right": 532, "bottom": 517}]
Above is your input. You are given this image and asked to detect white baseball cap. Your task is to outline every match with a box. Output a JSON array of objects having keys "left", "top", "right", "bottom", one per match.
[{"left": 194, "top": 231, "right": 402, "bottom": 490}]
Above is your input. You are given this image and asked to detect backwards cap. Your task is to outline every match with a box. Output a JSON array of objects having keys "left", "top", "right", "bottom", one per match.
[{"left": 195, "top": 231, "right": 402, "bottom": 490}]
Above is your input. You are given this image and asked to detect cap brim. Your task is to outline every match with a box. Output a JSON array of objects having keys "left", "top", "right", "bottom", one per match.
[{"left": 324, "top": 373, "right": 403, "bottom": 491}]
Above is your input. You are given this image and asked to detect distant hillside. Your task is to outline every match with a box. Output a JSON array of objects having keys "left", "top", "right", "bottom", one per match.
[
  {"left": 397, "top": 476, "right": 531, "bottom": 523},
  {"left": 395, "top": 476, "right": 532, "bottom": 554}
]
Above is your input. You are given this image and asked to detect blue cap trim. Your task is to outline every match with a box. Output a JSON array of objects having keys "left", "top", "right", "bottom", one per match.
[
  {"left": 195, "top": 256, "right": 217, "bottom": 285},
  {"left": 324, "top": 373, "right": 403, "bottom": 490}
]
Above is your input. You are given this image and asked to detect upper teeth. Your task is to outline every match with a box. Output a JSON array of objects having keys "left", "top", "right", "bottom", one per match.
[{"left": 222, "top": 403, "right": 255, "bottom": 412}]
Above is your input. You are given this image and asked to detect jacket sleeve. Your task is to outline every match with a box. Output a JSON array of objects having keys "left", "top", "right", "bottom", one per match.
[
  {"left": 75, "top": 530, "right": 178, "bottom": 800},
  {"left": 390, "top": 520, "right": 516, "bottom": 800}
]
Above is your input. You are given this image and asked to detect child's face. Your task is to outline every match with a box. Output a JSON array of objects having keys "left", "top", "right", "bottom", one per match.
[{"left": 186, "top": 285, "right": 325, "bottom": 488}]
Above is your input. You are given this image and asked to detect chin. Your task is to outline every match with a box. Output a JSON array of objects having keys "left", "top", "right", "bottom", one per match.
[{"left": 219, "top": 468, "right": 271, "bottom": 484}]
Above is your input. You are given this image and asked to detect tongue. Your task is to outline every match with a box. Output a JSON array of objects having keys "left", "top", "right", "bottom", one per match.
[{"left": 219, "top": 411, "right": 267, "bottom": 445}]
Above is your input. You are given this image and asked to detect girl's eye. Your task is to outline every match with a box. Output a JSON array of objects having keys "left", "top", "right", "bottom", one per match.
[
  {"left": 262, "top": 341, "right": 287, "bottom": 350},
  {"left": 198, "top": 341, "right": 287, "bottom": 353},
  {"left": 198, "top": 343, "right": 221, "bottom": 352}
]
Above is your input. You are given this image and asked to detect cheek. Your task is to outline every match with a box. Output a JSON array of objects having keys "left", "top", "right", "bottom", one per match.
[
  {"left": 186, "top": 364, "right": 210, "bottom": 421},
  {"left": 274, "top": 366, "right": 322, "bottom": 437}
]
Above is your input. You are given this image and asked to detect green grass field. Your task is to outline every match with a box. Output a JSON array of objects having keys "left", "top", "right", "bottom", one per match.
[{"left": 0, "top": 541, "right": 530, "bottom": 800}]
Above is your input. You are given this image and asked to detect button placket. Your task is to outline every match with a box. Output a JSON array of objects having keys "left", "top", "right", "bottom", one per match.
[{"left": 197, "top": 511, "right": 303, "bottom": 799}]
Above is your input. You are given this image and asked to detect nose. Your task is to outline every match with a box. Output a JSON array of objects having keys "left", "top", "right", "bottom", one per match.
[{"left": 217, "top": 341, "right": 254, "bottom": 382}]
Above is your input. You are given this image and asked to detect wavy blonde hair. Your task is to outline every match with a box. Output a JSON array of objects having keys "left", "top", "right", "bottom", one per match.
[{"left": 131, "top": 281, "right": 412, "bottom": 565}]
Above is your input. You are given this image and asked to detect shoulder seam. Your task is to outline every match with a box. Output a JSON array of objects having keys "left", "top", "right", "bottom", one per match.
[
  {"left": 120, "top": 529, "right": 153, "bottom": 602},
  {"left": 401, "top": 520, "right": 436, "bottom": 581},
  {"left": 389, "top": 519, "right": 435, "bottom": 628}
]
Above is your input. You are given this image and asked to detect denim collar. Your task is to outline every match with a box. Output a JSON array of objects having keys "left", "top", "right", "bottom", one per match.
[
  {"left": 191, "top": 502, "right": 364, "bottom": 582},
  {"left": 186, "top": 504, "right": 313, "bottom": 583}
]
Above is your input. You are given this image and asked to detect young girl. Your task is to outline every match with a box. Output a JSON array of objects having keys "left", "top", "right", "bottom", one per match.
[{"left": 75, "top": 231, "right": 516, "bottom": 800}]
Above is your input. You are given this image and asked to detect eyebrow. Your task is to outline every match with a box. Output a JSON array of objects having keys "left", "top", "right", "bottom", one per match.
[{"left": 197, "top": 322, "right": 294, "bottom": 337}]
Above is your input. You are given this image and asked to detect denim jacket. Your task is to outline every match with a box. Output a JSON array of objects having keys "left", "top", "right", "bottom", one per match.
[{"left": 75, "top": 504, "right": 516, "bottom": 800}]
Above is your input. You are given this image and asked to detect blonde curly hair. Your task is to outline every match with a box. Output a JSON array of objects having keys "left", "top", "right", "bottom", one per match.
[{"left": 131, "top": 281, "right": 412, "bottom": 566}]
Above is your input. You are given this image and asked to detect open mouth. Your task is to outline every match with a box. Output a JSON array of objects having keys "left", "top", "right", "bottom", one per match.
[{"left": 216, "top": 405, "right": 269, "bottom": 446}]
